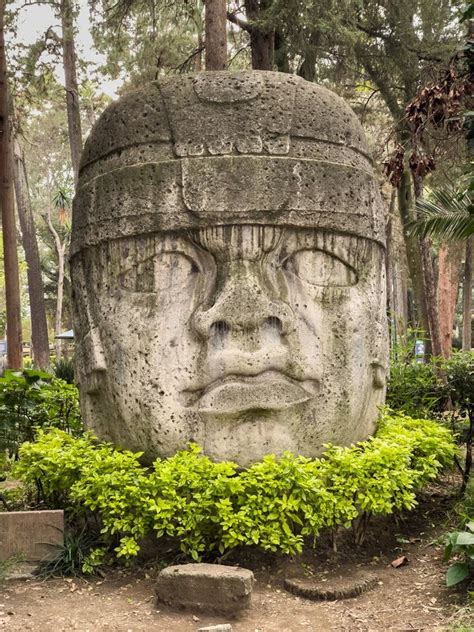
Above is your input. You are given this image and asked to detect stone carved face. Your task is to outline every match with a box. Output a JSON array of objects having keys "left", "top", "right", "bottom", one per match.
[
  {"left": 72, "top": 224, "right": 386, "bottom": 464},
  {"left": 71, "top": 71, "right": 388, "bottom": 465}
]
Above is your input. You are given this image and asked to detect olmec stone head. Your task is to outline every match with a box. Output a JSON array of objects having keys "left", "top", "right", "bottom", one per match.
[{"left": 71, "top": 71, "right": 388, "bottom": 466}]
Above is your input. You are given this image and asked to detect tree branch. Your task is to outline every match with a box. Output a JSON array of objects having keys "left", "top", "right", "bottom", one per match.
[{"left": 227, "top": 10, "right": 254, "bottom": 34}]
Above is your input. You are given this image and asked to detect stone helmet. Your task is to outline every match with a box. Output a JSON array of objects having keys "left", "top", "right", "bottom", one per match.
[{"left": 71, "top": 71, "right": 385, "bottom": 257}]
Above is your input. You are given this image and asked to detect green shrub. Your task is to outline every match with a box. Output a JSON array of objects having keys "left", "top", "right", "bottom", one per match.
[
  {"left": 14, "top": 411, "right": 456, "bottom": 572},
  {"left": 442, "top": 352, "right": 474, "bottom": 493},
  {"left": 0, "top": 369, "right": 83, "bottom": 461},
  {"left": 386, "top": 359, "right": 443, "bottom": 418}
]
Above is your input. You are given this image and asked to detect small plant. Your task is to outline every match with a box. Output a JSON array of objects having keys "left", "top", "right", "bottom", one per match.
[
  {"left": 36, "top": 525, "right": 103, "bottom": 578},
  {"left": 444, "top": 521, "right": 474, "bottom": 587},
  {"left": 52, "top": 358, "right": 75, "bottom": 385}
]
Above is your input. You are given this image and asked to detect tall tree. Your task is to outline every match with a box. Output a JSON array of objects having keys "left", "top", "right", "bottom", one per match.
[
  {"left": 0, "top": 0, "right": 22, "bottom": 369},
  {"left": 43, "top": 187, "right": 71, "bottom": 359},
  {"left": 227, "top": 0, "right": 274, "bottom": 70},
  {"left": 408, "top": 181, "right": 473, "bottom": 351},
  {"left": 205, "top": 0, "right": 227, "bottom": 69},
  {"left": 89, "top": 1, "right": 206, "bottom": 83},
  {"left": 59, "top": 0, "right": 82, "bottom": 183},
  {"left": 353, "top": 0, "right": 464, "bottom": 354},
  {"left": 13, "top": 142, "right": 49, "bottom": 369}
]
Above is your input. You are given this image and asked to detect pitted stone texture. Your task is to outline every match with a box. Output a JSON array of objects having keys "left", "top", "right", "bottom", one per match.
[
  {"left": 155, "top": 563, "right": 254, "bottom": 615},
  {"left": 71, "top": 71, "right": 389, "bottom": 466},
  {"left": 0, "top": 510, "right": 64, "bottom": 562},
  {"left": 72, "top": 71, "right": 384, "bottom": 257}
]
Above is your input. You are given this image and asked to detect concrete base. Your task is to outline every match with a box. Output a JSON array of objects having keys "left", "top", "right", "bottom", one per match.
[
  {"left": 0, "top": 510, "right": 64, "bottom": 562},
  {"left": 156, "top": 563, "right": 254, "bottom": 615}
]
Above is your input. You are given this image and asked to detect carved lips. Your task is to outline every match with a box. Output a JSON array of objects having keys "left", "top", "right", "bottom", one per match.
[{"left": 186, "top": 370, "right": 319, "bottom": 415}]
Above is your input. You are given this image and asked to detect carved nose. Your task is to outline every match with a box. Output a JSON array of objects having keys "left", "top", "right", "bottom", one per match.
[{"left": 193, "top": 275, "right": 294, "bottom": 339}]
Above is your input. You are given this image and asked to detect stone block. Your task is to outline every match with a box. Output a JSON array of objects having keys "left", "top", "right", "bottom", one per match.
[
  {"left": 156, "top": 563, "right": 254, "bottom": 615},
  {"left": 0, "top": 510, "right": 64, "bottom": 562},
  {"left": 198, "top": 626, "right": 232, "bottom": 632}
]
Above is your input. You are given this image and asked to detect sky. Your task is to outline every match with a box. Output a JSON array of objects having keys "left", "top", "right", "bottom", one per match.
[{"left": 10, "top": 0, "right": 120, "bottom": 97}]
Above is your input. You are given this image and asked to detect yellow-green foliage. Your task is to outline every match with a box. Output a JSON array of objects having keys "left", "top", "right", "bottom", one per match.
[{"left": 15, "top": 411, "right": 455, "bottom": 568}]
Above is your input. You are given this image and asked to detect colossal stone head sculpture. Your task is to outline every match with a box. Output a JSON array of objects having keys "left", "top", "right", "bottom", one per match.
[{"left": 71, "top": 71, "right": 388, "bottom": 466}]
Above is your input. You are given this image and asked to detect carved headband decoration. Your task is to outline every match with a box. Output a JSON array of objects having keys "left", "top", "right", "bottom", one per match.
[{"left": 71, "top": 71, "right": 386, "bottom": 257}]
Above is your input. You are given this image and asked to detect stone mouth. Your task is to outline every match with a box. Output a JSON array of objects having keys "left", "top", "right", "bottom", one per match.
[{"left": 182, "top": 370, "right": 319, "bottom": 414}]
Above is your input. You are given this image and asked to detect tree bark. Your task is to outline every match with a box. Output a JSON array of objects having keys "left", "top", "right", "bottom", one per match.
[
  {"left": 420, "top": 238, "right": 442, "bottom": 357},
  {"left": 0, "top": 0, "right": 22, "bottom": 369},
  {"left": 412, "top": 171, "right": 442, "bottom": 357},
  {"left": 13, "top": 142, "right": 50, "bottom": 369},
  {"left": 60, "top": 0, "right": 83, "bottom": 184},
  {"left": 195, "top": 31, "right": 204, "bottom": 71},
  {"left": 274, "top": 29, "right": 289, "bottom": 73},
  {"left": 462, "top": 237, "right": 472, "bottom": 351},
  {"left": 243, "top": 0, "right": 274, "bottom": 70},
  {"left": 397, "top": 169, "right": 430, "bottom": 342},
  {"left": 43, "top": 203, "right": 67, "bottom": 360},
  {"left": 437, "top": 242, "right": 462, "bottom": 357},
  {"left": 205, "top": 0, "right": 227, "bottom": 70},
  {"left": 297, "top": 31, "right": 321, "bottom": 81}
]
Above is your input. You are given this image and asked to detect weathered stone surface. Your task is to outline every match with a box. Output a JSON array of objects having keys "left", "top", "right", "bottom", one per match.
[
  {"left": 71, "top": 71, "right": 388, "bottom": 465},
  {"left": 155, "top": 563, "right": 254, "bottom": 614},
  {"left": 198, "top": 625, "right": 233, "bottom": 632},
  {"left": 0, "top": 510, "right": 64, "bottom": 562}
]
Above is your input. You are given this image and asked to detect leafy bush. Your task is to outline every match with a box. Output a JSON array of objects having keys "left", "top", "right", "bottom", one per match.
[
  {"left": 14, "top": 411, "right": 455, "bottom": 572},
  {"left": 386, "top": 358, "right": 443, "bottom": 418},
  {"left": 0, "top": 369, "right": 83, "bottom": 461},
  {"left": 442, "top": 352, "right": 474, "bottom": 493}
]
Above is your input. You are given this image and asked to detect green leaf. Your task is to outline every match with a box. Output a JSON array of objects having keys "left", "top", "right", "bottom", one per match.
[
  {"left": 456, "top": 532, "right": 474, "bottom": 546},
  {"left": 446, "top": 563, "right": 470, "bottom": 587}
]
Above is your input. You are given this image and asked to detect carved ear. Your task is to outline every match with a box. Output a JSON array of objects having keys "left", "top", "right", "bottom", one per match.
[
  {"left": 80, "top": 327, "right": 107, "bottom": 394},
  {"left": 371, "top": 360, "right": 387, "bottom": 389},
  {"left": 71, "top": 256, "right": 107, "bottom": 394},
  {"left": 371, "top": 320, "right": 388, "bottom": 389}
]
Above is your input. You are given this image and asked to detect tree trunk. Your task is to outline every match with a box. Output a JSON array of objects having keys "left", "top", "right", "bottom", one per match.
[
  {"left": 244, "top": 0, "right": 274, "bottom": 70},
  {"left": 462, "top": 237, "right": 473, "bottom": 351},
  {"left": 274, "top": 29, "right": 289, "bottom": 73},
  {"left": 297, "top": 32, "right": 321, "bottom": 81},
  {"left": 205, "top": 0, "right": 227, "bottom": 70},
  {"left": 420, "top": 238, "right": 442, "bottom": 357},
  {"left": 412, "top": 171, "right": 442, "bottom": 357},
  {"left": 397, "top": 169, "right": 430, "bottom": 342},
  {"left": 60, "top": 0, "right": 83, "bottom": 184},
  {"left": 195, "top": 31, "right": 204, "bottom": 71},
  {"left": 248, "top": 27, "right": 273, "bottom": 70},
  {"left": 0, "top": 0, "right": 22, "bottom": 369},
  {"left": 437, "top": 242, "right": 462, "bottom": 357},
  {"left": 13, "top": 143, "right": 49, "bottom": 369},
  {"left": 43, "top": 205, "right": 67, "bottom": 360}
]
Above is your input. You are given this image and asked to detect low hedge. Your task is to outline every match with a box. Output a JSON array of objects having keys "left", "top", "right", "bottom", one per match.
[{"left": 14, "top": 411, "right": 455, "bottom": 571}]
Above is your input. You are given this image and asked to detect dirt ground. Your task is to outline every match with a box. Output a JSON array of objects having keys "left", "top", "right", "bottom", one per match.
[{"left": 0, "top": 482, "right": 472, "bottom": 632}]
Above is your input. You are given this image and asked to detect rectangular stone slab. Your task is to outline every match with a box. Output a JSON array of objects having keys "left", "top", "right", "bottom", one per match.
[
  {"left": 155, "top": 563, "right": 254, "bottom": 615},
  {"left": 0, "top": 510, "right": 64, "bottom": 562}
]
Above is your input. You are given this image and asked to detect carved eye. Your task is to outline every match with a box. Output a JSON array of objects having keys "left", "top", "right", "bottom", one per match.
[
  {"left": 119, "top": 253, "right": 199, "bottom": 293},
  {"left": 155, "top": 252, "right": 199, "bottom": 292},
  {"left": 284, "top": 250, "right": 357, "bottom": 287}
]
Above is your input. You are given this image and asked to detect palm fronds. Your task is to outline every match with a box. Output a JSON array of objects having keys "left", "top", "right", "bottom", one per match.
[{"left": 408, "top": 181, "right": 474, "bottom": 240}]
